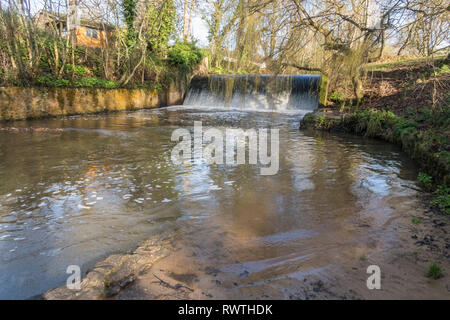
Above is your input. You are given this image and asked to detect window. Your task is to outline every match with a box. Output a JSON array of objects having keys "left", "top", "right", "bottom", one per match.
[{"left": 86, "top": 28, "right": 98, "bottom": 40}]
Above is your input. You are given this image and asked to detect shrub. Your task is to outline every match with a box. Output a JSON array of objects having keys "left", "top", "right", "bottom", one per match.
[
  {"left": 64, "top": 64, "right": 90, "bottom": 78},
  {"left": 102, "top": 80, "right": 120, "bottom": 89},
  {"left": 432, "top": 185, "right": 450, "bottom": 214},
  {"left": 366, "top": 110, "right": 385, "bottom": 137},
  {"left": 73, "top": 77, "right": 99, "bottom": 88},
  {"left": 411, "top": 217, "right": 422, "bottom": 224},
  {"left": 36, "top": 74, "right": 70, "bottom": 87},
  {"left": 73, "top": 77, "right": 119, "bottom": 89},
  {"left": 329, "top": 92, "right": 344, "bottom": 103},
  {"left": 210, "top": 66, "right": 226, "bottom": 74},
  {"left": 167, "top": 40, "right": 204, "bottom": 73},
  {"left": 417, "top": 172, "right": 433, "bottom": 189},
  {"left": 435, "top": 64, "right": 450, "bottom": 76},
  {"left": 152, "top": 82, "right": 163, "bottom": 92},
  {"left": 427, "top": 262, "right": 443, "bottom": 279}
]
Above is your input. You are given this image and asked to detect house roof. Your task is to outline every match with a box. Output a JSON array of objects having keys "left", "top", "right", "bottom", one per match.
[{"left": 35, "top": 10, "right": 115, "bottom": 31}]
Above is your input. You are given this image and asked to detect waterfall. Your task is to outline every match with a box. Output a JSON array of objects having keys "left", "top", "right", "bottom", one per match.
[{"left": 183, "top": 74, "right": 321, "bottom": 111}]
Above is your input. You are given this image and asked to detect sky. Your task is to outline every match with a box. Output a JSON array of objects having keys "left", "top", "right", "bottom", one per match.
[{"left": 190, "top": 15, "right": 209, "bottom": 47}]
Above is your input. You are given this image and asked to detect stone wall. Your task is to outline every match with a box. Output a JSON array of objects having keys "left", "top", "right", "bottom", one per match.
[{"left": 0, "top": 83, "right": 185, "bottom": 121}]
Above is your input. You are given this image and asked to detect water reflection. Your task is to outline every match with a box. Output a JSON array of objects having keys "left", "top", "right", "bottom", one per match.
[{"left": 0, "top": 107, "right": 418, "bottom": 299}]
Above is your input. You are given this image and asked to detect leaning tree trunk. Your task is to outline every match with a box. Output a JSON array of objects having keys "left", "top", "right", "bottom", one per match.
[{"left": 351, "top": 66, "right": 364, "bottom": 104}]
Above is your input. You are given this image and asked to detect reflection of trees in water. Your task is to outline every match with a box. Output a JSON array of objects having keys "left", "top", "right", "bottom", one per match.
[
  {"left": 199, "top": 129, "right": 369, "bottom": 240},
  {"left": 296, "top": 132, "right": 363, "bottom": 225},
  {"left": 0, "top": 116, "right": 186, "bottom": 224}
]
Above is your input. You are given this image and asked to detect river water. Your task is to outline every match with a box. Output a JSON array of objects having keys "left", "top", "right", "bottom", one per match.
[{"left": 0, "top": 106, "right": 421, "bottom": 299}]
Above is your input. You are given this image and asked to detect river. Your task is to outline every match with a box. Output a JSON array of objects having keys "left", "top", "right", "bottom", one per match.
[{"left": 0, "top": 106, "right": 423, "bottom": 299}]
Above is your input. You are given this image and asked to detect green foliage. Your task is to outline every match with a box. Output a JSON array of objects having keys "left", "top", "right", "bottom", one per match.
[
  {"left": 353, "top": 109, "right": 420, "bottom": 139},
  {"left": 427, "top": 262, "right": 443, "bottom": 279},
  {"left": 122, "top": 0, "right": 138, "bottom": 47},
  {"left": 152, "top": 82, "right": 163, "bottom": 92},
  {"left": 432, "top": 185, "right": 450, "bottom": 214},
  {"left": 64, "top": 64, "right": 90, "bottom": 78},
  {"left": 356, "top": 109, "right": 386, "bottom": 137},
  {"left": 366, "top": 110, "right": 385, "bottom": 137},
  {"left": 329, "top": 92, "right": 344, "bottom": 103},
  {"left": 0, "top": 2, "right": 196, "bottom": 90},
  {"left": 167, "top": 41, "right": 204, "bottom": 73},
  {"left": 363, "top": 56, "right": 444, "bottom": 72},
  {"left": 210, "top": 66, "right": 226, "bottom": 74},
  {"left": 36, "top": 74, "right": 69, "bottom": 87},
  {"left": 73, "top": 77, "right": 119, "bottom": 89},
  {"left": 210, "top": 66, "right": 235, "bottom": 74},
  {"left": 434, "top": 64, "right": 449, "bottom": 76},
  {"left": 415, "top": 107, "right": 432, "bottom": 122},
  {"left": 411, "top": 217, "right": 422, "bottom": 224},
  {"left": 418, "top": 172, "right": 433, "bottom": 189},
  {"left": 393, "top": 118, "right": 418, "bottom": 136},
  {"left": 317, "top": 115, "right": 326, "bottom": 125},
  {"left": 145, "top": 0, "right": 175, "bottom": 52},
  {"left": 35, "top": 73, "right": 119, "bottom": 89}
]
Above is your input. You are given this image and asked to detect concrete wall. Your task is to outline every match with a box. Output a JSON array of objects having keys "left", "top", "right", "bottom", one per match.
[{"left": 0, "top": 83, "right": 185, "bottom": 121}]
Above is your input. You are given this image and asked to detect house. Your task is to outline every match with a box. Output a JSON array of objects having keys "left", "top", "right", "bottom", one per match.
[{"left": 34, "top": 10, "right": 113, "bottom": 48}]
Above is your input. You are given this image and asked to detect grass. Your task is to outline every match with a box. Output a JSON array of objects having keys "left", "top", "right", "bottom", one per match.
[
  {"left": 432, "top": 185, "right": 450, "bottom": 215},
  {"left": 411, "top": 217, "right": 422, "bottom": 224},
  {"left": 427, "top": 262, "right": 443, "bottom": 279},
  {"left": 329, "top": 92, "right": 344, "bottom": 103},
  {"left": 363, "top": 55, "right": 446, "bottom": 72},
  {"left": 417, "top": 172, "right": 433, "bottom": 190}
]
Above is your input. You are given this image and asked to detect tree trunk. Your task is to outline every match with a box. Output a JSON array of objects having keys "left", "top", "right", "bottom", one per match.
[
  {"left": 351, "top": 68, "right": 364, "bottom": 103},
  {"left": 186, "top": 0, "right": 195, "bottom": 42},
  {"left": 183, "top": 0, "right": 189, "bottom": 41}
]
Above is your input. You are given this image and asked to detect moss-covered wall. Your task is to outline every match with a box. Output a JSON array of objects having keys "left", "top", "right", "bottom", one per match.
[{"left": 0, "top": 83, "right": 185, "bottom": 121}]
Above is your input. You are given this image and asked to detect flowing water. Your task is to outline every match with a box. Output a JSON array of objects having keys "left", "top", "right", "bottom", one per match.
[
  {"left": 0, "top": 75, "right": 431, "bottom": 299},
  {"left": 184, "top": 74, "right": 321, "bottom": 111}
]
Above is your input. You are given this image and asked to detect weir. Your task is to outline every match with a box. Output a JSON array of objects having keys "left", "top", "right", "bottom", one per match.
[{"left": 184, "top": 74, "right": 322, "bottom": 111}]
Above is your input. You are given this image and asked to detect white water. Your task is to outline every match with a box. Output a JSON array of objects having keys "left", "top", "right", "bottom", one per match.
[{"left": 184, "top": 74, "right": 321, "bottom": 112}]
